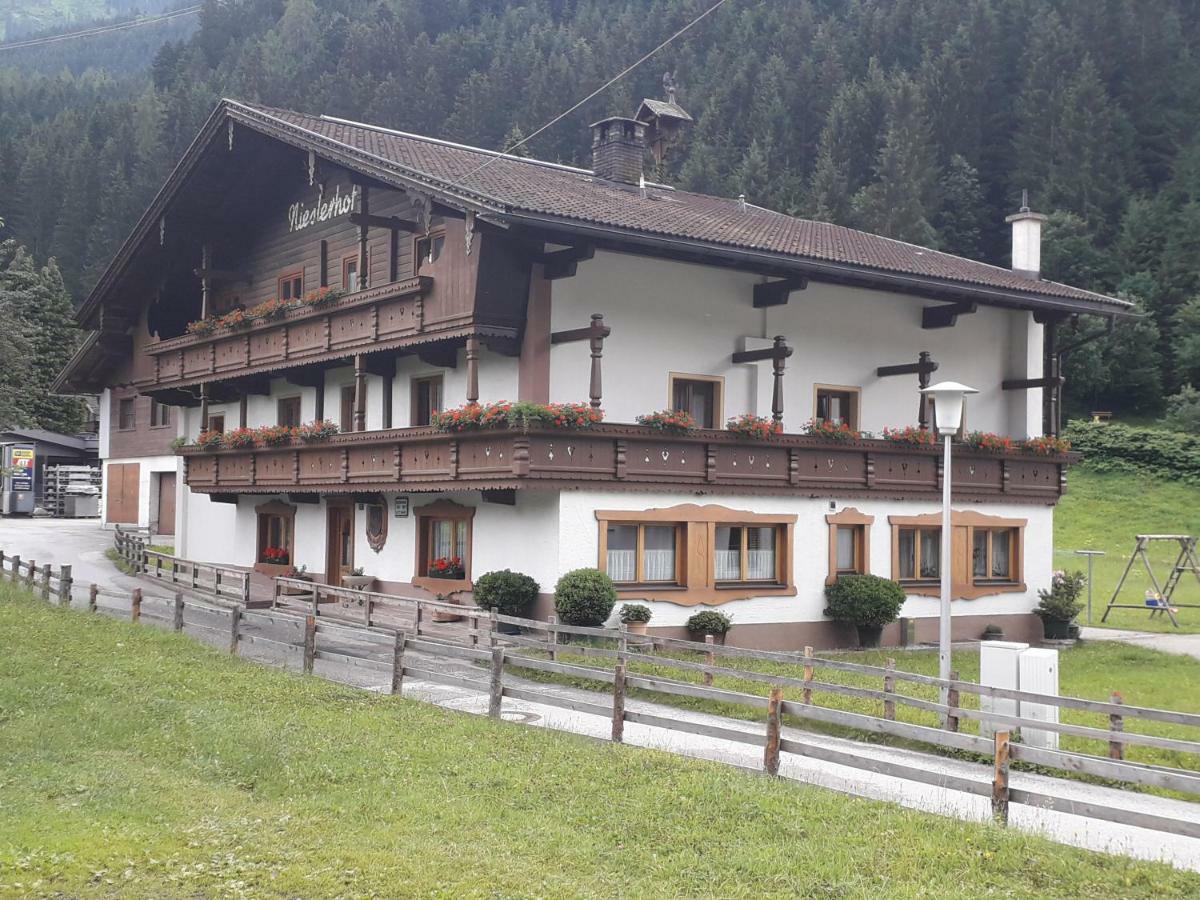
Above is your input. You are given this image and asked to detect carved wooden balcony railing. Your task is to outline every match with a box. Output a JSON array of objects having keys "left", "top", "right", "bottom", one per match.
[
  {"left": 141, "top": 276, "right": 434, "bottom": 390},
  {"left": 180, "top": 424, "right": 1072, "bottom": 504}
]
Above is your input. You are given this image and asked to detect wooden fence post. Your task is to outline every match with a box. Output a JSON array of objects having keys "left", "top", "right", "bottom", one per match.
[
  {"left": 1109, "top": 691, "right": 1125, "bottom": 760},
  {"left": 172, "top": 592, "right": 185, "bottom": 631},
  {"left": 612, "top": 661, "right": 627, "bottom": 743},
  {"left": 703, "top": 634, "right": 715, "bottom": 686},
  {"left": 802, "top": 646, "right": 814, "bottom": 705},
  {"left": 190, "top": 562, "right": 198, "bottom": 592},
  {"left": 10, "top": 555, "right": 19, "bottom": 581},
  {"left": 303, "top": 614, "right": 316, "bottom": 674},
  {"left": 58, "top": 564, "right": 72, "bottom": 606},
  {"left": 88, "top": 583, "right": 98, "bottom": 612},
  {"left": 548, "top": 614, "right": 558, "bottom": 662},
  {"left": 946, "top": 670, "right": 960, "bottom": 733},
  {"left": 883, "top": 657, "right": 896, "bottom": 720},
  {"left": 0, "top": 550, "right": 6, "bottom": 578},
  {"left": 488, "top": 608, "right": 498, "bottom": 648},
  {"left": 310, "top": 583, "right": 319, "bottom": 615},
  {"left": 40, "top": 563, "right": 51, "bottom": 601},
  {"left": 131, "top": 588, "right": 142, "bottom": 623},
  {"left": 228, "top": 606, "right": 241, "bottom": 654},
  {"left": 171, "top": 559, "right": 178, "bottom": 585},
  {"left": 489, "top": 645, "right": 505, "bottom": 718},
  {"left": 764, "top": 685, "right": 784, "bottom": 776},
  {"left": 618, "top": 623, "right": 629, "bottom": 660},
  {"left": 363, "top": 595, "right": 372, "bottom": 628},
  {"left": 242, "top": 572, "right": 250, "bottom": 606},
  {"left": 155, "top": 554, "right": 162, "bottom": 580},
  {"left": 992, "top": 730, "right": 1011, "bottom": 824},
  {"left": 391, "top": 631, "right": 407, "bottom": 695},
  {"left": 215, "top": 569, "right": 222, "bottom": 598},
  {"left": 414, "top": 601, "right": 424, "bottom": 637},
  {"left": 25, "top": 558, "right": 35, "bottom": 588}
]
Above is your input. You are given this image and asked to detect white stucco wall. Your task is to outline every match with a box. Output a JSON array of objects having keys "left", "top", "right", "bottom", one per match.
[
  {"left": 548, "top": 251, "right": 1045, "bottom": 437},
  {"left": 100, "top": 454, "right": 181, "bottom": 531}
]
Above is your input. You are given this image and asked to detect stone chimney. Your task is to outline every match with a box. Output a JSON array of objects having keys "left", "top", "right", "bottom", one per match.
[
  {"left": 591, "top": 116, "right": 646, "bottom": 184},
  {"left": 1005, "top": 190, "right": 1047, "bottom": 279}
]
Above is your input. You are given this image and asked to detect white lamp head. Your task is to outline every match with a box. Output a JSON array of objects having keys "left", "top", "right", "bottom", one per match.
[{"left": 920, "top": 381, "right": 979, "bottom": 435}]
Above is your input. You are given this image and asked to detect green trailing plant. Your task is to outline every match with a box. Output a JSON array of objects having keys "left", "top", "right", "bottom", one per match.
[
  {"left": 169, "top": 436, "right": 188, "bottom": 451},
  {"left": 618, "top": 603, "right": 652, "bottom": 624},
  {"left": 823, "top": 574, "right": 905, "bottom": 628},
  {"left": 686, "top": 610, "right": 732, "bottom": 636},
  {"left": 553, "top": 568, "right": 617, "bottom": 626},
  {"left": 1033, "top": 570, "right": 1086, "bottom": 622},
  {"left": 473, "top": 569, "right": 540, "bottom": 616}
]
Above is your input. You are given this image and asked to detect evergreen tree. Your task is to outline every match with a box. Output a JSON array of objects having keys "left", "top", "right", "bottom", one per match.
[{"left": 933, "top": 154, "right": 985, "bottom": 258}]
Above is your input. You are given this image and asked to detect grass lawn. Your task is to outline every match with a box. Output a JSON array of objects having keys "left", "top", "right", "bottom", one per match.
[
  {"left": 1055, "top": 467, "right": 1200, "bottom": 633},
  {"left": 2, "top": 587, "right": 1199, "bottom": 897}
]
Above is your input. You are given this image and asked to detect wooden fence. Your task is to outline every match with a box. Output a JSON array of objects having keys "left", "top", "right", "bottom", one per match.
[
  {"left": 4, "top": 552, "right": 1199, "bottom": 841},
  {"left": 114, "top": 526, "right": 251, "bottom": 605}
]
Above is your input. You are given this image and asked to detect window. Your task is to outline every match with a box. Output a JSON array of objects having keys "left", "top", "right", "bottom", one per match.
[
  {"left": 973, "top": 528, "right": 1015, "bottom": 581},
  {"left": 149, "top": 399, "right": 171, "bottom": 428},
  {"left": 277, "top": 270, "right": 303, "bottom": 301},
  {"left": 714, "top": 525, "right": 780, "bottom": 583},
  {"left": 339, "top": 384, "right": 359, "bottom": 432},
  {"left": 342, "top": 254, "right": 360, "bottom": 292},
  {"left": 814, "top": 385, "right": 860, "bottom": 429},
  {"left": 605, "top": 523, "right": 680, "bottom": 584},
  {"left": 669, "top": 374, "right": 723, "bottom": 429},
  {"left": 206, "top": 414, "right": 225, "bottom": 434},
  {"left": 411, "top": 375, "right": 443, "bottom": 426},
  {"left": 897, "top": 527, "right": 941, "bottom": 581},
  {"left": 117, "top": 397, "right": 136, "bottom": 430},
  {"left": 255, "top": 500, "right": 296, "bottom": 568},
  {"left": 414, "top": 500, "right": 475, "bottom": 586},
  {"left": 825, "top": 508, "right": 873, "bottom": 584},
  {"left": 277, "top": 396, "right": 302, "bottom": 428},
  {"left": 415, "top": 230, "right": 445, "bottom": 268}
]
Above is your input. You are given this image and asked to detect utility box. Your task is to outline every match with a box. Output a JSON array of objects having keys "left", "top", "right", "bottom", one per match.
[
  {"left": 1, "top": 443, "right": 36, "bottom": 516},
  {"left": 1018, "top": 648, "right": 1060, "bottom": 750},
  {"left": 979, "top": 640, "right": 1029, "bottom": 737}
]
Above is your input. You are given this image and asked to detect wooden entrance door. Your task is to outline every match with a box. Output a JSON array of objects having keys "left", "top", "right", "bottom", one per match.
[
  {"left": 156, "top": 472, "right": 177, "bottom": 536},
  {"left": 105, "top": 462, "right": 140, "bottom": 524},
  {"left": 326, "top": 504, "right": 354, "bottom": 585}
]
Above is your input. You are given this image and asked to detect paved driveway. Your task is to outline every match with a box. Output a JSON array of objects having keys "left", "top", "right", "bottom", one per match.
[{"left": 1080, "top": 626, "right": 1200, "bottom": 661}]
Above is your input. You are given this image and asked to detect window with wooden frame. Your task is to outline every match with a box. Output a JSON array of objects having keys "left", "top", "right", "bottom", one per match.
[
  {"left": 889, "top": 511, "right": 1026, "bottom": 599},
  {"left": 206, "top": 413, "right": 225, "bottom": 434},
  {"left": 414, "top": 229, "right": 446, "bottom": 270},
  {"left": 413, "top": 500, "right": 475, "bottom": 589},
  {"left": 596, "top": 504, "right": 796, "bottom": 605},
  {"left": 669, "top": 373, "right": 723, "bottom": 429},
  {"left": 342, "top": 253, "right": 361, "bottom": 293},
  {"left": 604, "top": 522, "right": 683, "bottom": 585},
  {"left": 117, "top": 397, "right": 136, "bottom": 430},
  {"left": 149, "top": 399, "right": 171, "bottom": 428},
  {"left": 825, "top": 508, "right": 874, "bottom": 585},
  {"left": 277, "top": 270, "right": 303, "bottom": 301},
  {"left": 277, "top": 396, "right": 302, "bottom": 428},
  {"left": 814, "top": 384, "right": 860, "bottom": 430},
  {"left": 254, "top": 500, "right": 296, "bottom": 568},
  {"left": 411, "top": 374, "right": 444, "bottom": 426}
]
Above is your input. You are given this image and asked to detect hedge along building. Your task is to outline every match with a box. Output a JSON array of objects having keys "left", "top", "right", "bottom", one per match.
[{"left": 54, "top": 98, "right": 1133, "bottom": 649}]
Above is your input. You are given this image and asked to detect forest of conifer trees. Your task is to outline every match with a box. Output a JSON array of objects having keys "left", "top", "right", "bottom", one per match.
[{"left": 2, "top": 0, "right": 1200, "bottom": 426}]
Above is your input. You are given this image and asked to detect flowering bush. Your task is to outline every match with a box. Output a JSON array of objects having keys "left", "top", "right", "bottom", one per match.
[
  {"left": 261, "top": 546, "right": 290, "bottom": 564},
  {"left": 219, "top": 308, "right": 251, "bottom": 329},
  {"left": 544, "top": 402, "right": 604, "bottom": 429},
  {"left": 726, "top": 413, "right": 781, "bottom": 439},
  {"left": 636, "top": 409, "right": 697, "bottom": 433},
  {"left": 1022, "top": 435, "right": 1071, "bottom": 455},
  {"left": 223, "top": 427, "right": 257, "bottom": 449},
  {"left": 196, "top": 429, "right": 224, "bottom": 451},
  {"left": 256, "top": 424, "right": 294, "bottom": 447},
  {"left": 961, "top": 431, "right": 1014, "bottom": 452},
  {"left": 186, "top": 318, "right": 217, "bottom": 337},
  {"left": 882, "top": 425, "right": 938, "bottom": 446},
  {"left": 247, "top": 297, "right": 292, "bottom": 321},
  {"left": 302, "top": 286, "right": 342, "bottom": 306},
  {"left": 433, "top": 402, "right": 506, "bottom": 431},
  {"left": 429, "top": 556, "right": 464, "bottom": 578},
  {"left": 803, "top": 419, "right": 862, "bottom": 442},
  {"left": 295, "top": 420, "right": 340, "bottom": 442}
]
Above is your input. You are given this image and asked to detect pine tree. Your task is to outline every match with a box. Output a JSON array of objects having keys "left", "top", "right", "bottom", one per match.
[{"left": 934, "top": 154, "right": 985, "bottom": 258}]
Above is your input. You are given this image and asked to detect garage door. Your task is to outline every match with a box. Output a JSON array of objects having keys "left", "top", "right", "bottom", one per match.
[{"left": 106, "top": 463, "right": 140, "bottom": 524}]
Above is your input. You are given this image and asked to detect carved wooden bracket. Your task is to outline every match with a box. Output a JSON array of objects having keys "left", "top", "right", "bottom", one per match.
[
  {"left": 551, "top": 313, "right": 611, "bottom": 408},
  {"left": 876, "top": 351, "right": 938, "bottom": 430},
  {"left": 732, "top": 335, "right": 793, "bottom": 424}
]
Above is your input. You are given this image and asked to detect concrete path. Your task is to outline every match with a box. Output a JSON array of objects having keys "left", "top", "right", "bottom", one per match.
[
  {"left": 1080, "top": 626, "right": 1200, "bottom": 661},
  {"left": 3, "top": 518, "right": 1199, "bottom": 872}
]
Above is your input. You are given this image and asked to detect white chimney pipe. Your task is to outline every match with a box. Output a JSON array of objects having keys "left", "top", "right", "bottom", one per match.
[{"left": 1006, "top": 191, "right": 1047, "bottom": 279}]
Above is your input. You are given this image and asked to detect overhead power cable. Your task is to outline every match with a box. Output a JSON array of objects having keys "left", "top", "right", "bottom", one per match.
[
  {"left": 448, "top": 0, "right": 733, "bottom": 189},
  {"left": 0, "top": 5, "right": 202, "bottom": 53}
]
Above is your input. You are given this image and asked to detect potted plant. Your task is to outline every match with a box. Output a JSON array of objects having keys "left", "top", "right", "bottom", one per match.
[
  {"left": 279, "top": 564, "right": 313, "bottom": 596},
  {"left": 823, "top": 574, "right": 905, "bottom": 648},
  {"left": 1033, "top": 570, "right": 1086, "bottom": 639},
  {"left": 474, "top": 569, "right": 540, "bottom": 634},
  {"left": 981, "top": 622, "right": 1005, "bottom": 641},
  {"left": 428, "top": 555, "right": 465, "bottom": 579},
  {"left": 619, "top": 603, "right": 653, "bottom": 635},
  {"left": 686, "top": 610, "right": 732, "bottom": 643},
  {"left": 342, "top": 566, "right": 375, "bottom": 591},
  {"left": 553, "top": 568, "right": 616, "bottom": 626}
]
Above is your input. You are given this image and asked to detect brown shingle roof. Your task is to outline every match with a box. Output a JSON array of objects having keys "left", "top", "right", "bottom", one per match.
[{"left": 244, "top": 101, "right": 1129, "bottom": 312}]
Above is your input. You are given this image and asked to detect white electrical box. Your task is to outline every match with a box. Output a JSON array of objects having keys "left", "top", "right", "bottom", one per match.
[
  {"left": 1018, "top": 648, "right": 1060, "bottom": 750},
  {"left": 979, "top": 641, "right": 1028, "bottom": 737}
]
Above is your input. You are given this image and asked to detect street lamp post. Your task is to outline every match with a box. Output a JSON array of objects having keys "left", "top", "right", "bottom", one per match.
[{"left": 920, "top": 381, "right": 978, "bottom": 716}]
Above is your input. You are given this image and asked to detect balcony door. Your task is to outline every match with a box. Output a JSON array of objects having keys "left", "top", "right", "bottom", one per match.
[{"left": 326, "top": 502, "right": 354, "bottom": 585}]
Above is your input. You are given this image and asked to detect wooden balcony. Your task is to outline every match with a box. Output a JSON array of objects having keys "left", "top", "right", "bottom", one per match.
[
  {"left": 180, "top": 424, "right": 1072, "bottom": 504},
  {"left": 141, "top": 276, "right": 437, "bottom": 391}
]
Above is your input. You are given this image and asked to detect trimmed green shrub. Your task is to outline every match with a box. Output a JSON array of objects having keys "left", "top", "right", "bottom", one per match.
[
  {"left": 1034, "top": 570, "right": 1086, "bottom": 622},
  {"left": 618, "top": 603, "right": 652, "bottom": 624},
  {"left": 823, "top": 574, "right": 905, "bottom": 628},
  {"left": 473, "top": 569, "right": 539, "bottom": 616},
  {"left": 686, "top": 610, "right": 732, "bottom": 636},
  {"left": 553, "top": 568, "right": 616, "bottom": 626},
  {"left": 1064, "top": 420, "right": 1200, "bottom": 483}
]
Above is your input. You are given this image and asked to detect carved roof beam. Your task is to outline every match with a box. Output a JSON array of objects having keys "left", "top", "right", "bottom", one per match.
[
  {"left": 921, "top": 301, "right": 977, "bottom": 329},
  {"left": 752, "top": 276, "right": 808, "bottom": 308}
]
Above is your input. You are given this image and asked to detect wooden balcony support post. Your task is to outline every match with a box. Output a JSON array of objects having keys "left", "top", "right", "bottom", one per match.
[
  {"left": 357, "top": 185, "right": 370, "bottom": 291},
  {"left": 199, "top": 243, "right": 211, "bottom": 320},
  {"left": 353, "top": 354, "right": 367, "bottom": 432},
  {"left": 732, "top": 335, "right": 793, "bottom": 425},
  {"left": 465, "top": 336, "right": 480, "bottom": 404},
  {"left": 199, "top": 383, "right": 210, "bottom": 432},
  {"left": 552, "top": 314, "right": 612, "bottom": 409},
  {"left": 876, "top": 352, "right": 939, "bottom": 430},
  {"left": 239, "top": 394, "right": 248, "bottom": 429},
  {"left": 1044, "top": 319, "right": 1060, "bottom": 438}
]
